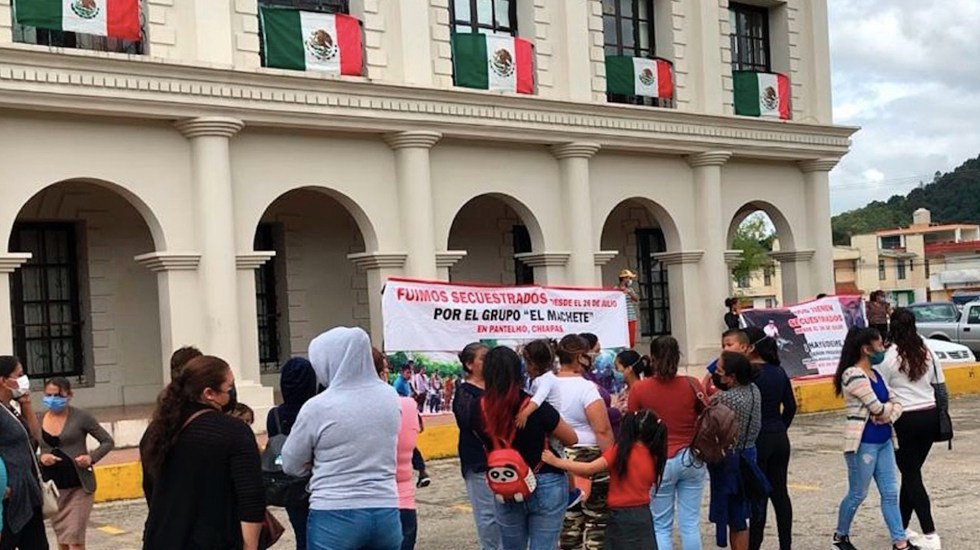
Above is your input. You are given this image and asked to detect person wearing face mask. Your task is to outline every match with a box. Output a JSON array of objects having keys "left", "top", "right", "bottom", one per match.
[
  {"left": 0, "top": 355, "right": 48, "bottom": 550},
  {"left": 611, "top": 350, "right": 651, "bottom": 415},
  {"left": 617, "top": 270, "right": 640, "bottom": 349},
  {"left": 141, "top": 355, "right": 264, "bottom": 550},
  {"left": 702, "top": 329, "right": 751, "bottom": 398},
  {"left": 37, "top": 377, "right": 114, "bottom": 550},
  {"left": 831, "top": 328, "right": 918, "bottom": 550}
]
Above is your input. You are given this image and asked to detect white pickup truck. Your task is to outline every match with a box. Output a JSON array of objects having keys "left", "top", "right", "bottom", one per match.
[{"left": 908, "top": 301, "right": 980, "bottom": 358}]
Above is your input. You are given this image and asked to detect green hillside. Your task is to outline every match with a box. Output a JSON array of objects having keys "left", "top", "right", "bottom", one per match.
[{"left": 832, "top": 154, "right": 980, "bottom": 245}]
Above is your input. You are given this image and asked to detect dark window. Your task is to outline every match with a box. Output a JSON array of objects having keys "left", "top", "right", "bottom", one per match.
[
  {"left": 9, "top": 223, "right": 84, "bottom": 379},
  {"left": 13, "top": 2, "right": 145, "bottom": 54},
  {"left": 925, "top": 259, "right": 931, "bottom": 278},
  {"left": 729, "top": 3, "right": 770, "bottom": 72},
  {"left": 763, "top": 267, "right": 772, "bottom": 286},
  {"left": 909, "top": 259, "right": 914, "bottom": 273},
  {"left": 254, "top": 224, "right": 282, "bottom": 373},
  {"left": 602, "top": 0, "right": 668, "bottom": 108},
  {"left": 737, "top": 274, "right": 750, "bottom": 288},
  {"left": 259, "top": 0, "right": 350, "bottom": 67},
  {"left": 878, "top": 259, "right": 886, "bottom": 281},
  {"left": 513, "top": 225, "right": 534, "bottom": 285},
  {"left": 897, "top": 261, "right": 906, "bottom": 281},
  {"left": 636, "top": 228, "right": 670, "bottom": 337},
  {"left": 880, "top": 235, "right": 902, "bottom": 250},
  {"left": 450, "top": 0, "right": 517, "bottom": 35}
]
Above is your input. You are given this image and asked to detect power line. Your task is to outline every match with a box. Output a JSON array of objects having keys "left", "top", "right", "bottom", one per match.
[{"left": 831, "top": 168, "right": 980, "bottom": 190}]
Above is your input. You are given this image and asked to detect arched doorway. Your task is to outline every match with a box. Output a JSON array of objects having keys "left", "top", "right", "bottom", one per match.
[
  {"left": 599, "top": 198, "right": 681, "bottom": 342},
  {"left": 447, "top": 194, "right": 544, "bottom": 285},
  {"left": 7, "top": 180, "right": 162, "bottom": 406},
  {"left": 252, "top": 188, "right": 369, "bottom": 381},
  {"left": 727, "top": 202, "right": 798, "bottom": 307}
]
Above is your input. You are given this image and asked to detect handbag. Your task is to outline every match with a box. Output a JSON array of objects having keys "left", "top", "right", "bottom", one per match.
[
  {"left": 260, "top": 510, "right": 286, "bottom": 548},
  {"left": 929, "top": 352, "right": 953, "bottom": 448}
]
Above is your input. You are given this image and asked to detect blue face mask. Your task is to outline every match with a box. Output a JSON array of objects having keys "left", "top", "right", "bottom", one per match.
[
  {"left": 869, "top": 350, "right": 886, "bottom": 365},
  {"left": 43, "top": 395, "right": 68, "bottom": 412},
  {"left": 612, "top": 369, "right": 625, "bottom": 383}
]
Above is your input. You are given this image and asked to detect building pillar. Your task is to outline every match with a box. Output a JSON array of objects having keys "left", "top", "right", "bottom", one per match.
[
  {"left": 0, "top": 253, "right": 32, "bottom": 355},
  {"left": 134, "top": 252, "right": 203, "bottom": 384},
  {"left": 236, "top": 252, "right": 277, "bottom": 384},
  {"left": 771, "top": 250, "right": 815, "bottom": 305},
  {"left": 594, "top": 251, "right": 619, "bottom": 287},
  {"left": 552, "top": 142, "right": 600, "bottom": 287},
  {"left": 800, "top": 159, "right": 839, "bottom": 297},
  {"left": 348, "top": 252, "right": 409, "bottom": 346},
  {"left": 174, "top": 117, "right": 246, "bottom": 371},
  {"left": 385, "top": 131, "right": 441, "bottom": 279},
  {"left": 436, "top": 251, "right": 467, "bottom": 282},
  {"left": 652, "top": 251, "right": 712, "bottom": 367},
  {"left": 687, "top": 151, "right": 733, "bottom": 341},
  {"left": 513, "top": 253, "right": 571, "bottom": 286}
]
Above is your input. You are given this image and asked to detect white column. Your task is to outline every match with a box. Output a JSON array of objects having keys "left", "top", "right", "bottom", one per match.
[
  {"left": 771, "top": 250, "right": 815, "bottom": 305},
  {"left": 685, "top": 0, "right": 727, "bottom": 114},
  {"left": 385, "top": 131, "right": 441, "bottom": 280},
  {"left": 688, "top": 151, "right": 732, "bottom": 340},
  {"left": 553, "top": 142, "right": 600, "bottom": 287},
  {"left": 800, "top": 159, "right": 839, "bottom": 297},
  {"left": 553, "top": 0, "right": 597, "bottom": 102},
  {"left": 236, "top": 252, "right": 276, "bottom": 384},
  {"left": 594, "top": 251, "right": 619, "bottom": 286},
  {"left": 381, "top": 0, "right": 436, "bottom": 86},
  {"left": 134, "top": 252, "right": 203, "bottom": 384},
  {"left": 347, "top": 253, "right": 408, "bottom": 345},
  {"left": 436, "top": 251, "right": 467, "bottom": 282},
  {"left": 174, "top": 117, "right": 245, "bottom": 371},
  {"left": 652, "top": 251, "right": 710, "bottom": 366},
  {"left": 513, "top": 253, "right": 571, "bottom": 286},
  {"left": 0, "top": 254, "right": 32, "bottom": 355}
]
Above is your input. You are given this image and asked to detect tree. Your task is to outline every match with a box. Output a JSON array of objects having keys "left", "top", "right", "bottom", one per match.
[{"left": 731, "top": 213, "right": 776, "bottom": 283}]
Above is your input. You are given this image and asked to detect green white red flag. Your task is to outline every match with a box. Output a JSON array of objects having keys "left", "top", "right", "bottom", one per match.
[
  {"left": 451, "top": 33, "right": 534, "bottom": 94},
  {"left": 605, "top": 56, "right": 673, "bottom": 99},
  {"left": 14, "top": 0, "right": 140, "bottom": 41},
  {"left": 733, "top": 71, "right": 791, "bottom": 119},
  {"left": 259, "top": 7, "right": 363, "bottom": 75}
]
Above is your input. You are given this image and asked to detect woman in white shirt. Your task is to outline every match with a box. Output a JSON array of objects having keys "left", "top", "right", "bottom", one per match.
[
  {"left": 878, "top": 308, "right": 944, "bottom": 550},
  {"left": 554, "top": 334, "right": 614, "bottom": 550}
]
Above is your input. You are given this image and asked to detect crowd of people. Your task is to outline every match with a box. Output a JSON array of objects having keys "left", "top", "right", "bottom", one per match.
[{"left": 0, "top": 298, "right": 949, "bottom": 550}]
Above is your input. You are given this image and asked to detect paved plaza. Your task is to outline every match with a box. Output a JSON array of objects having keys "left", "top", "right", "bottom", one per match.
[{"left": 60, "top": 394, "right": 980, "bottom": 549}]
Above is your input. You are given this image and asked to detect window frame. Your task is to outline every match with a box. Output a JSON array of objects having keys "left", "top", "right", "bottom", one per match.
[
  {"left": 896, "top": 261, "right": 907, "bottom": 281},
  {"left": 254, "top": 223, "right": 283, "bottom": 373},
  {"left": 602, "top": 0, "right": 668, "bottom": 107},
  {"left": 636, "top": 228, "right": 671, "bottom": 338},
  {"left": 728, "top": 2, "right": 771, "bottom": 73},
  {"left": 9, "top": 223, "right": 85, "bottom": 379},
  {"left": 878, "top": 259, "right": 886, "bottom": 281},
  {"left": 449, "top": 0, "right": 518, "bottom": 36}
]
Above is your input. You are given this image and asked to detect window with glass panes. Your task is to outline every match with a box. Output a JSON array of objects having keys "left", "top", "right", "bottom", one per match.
[
  {"left": 602, "top": 0, "right": 660, "bottom": 106},
  {"left": 259, "top": 0, "right": 350, "bottom": 66},
  {"left": 636, "top": 228, "right": 671, "bottom": 337},
  {"left": 9, "top": 223, "right": 84, "bottom": 378},
  {"left": 450, "top": 0, "right": 517, "bottom": 35},
  {"left": 729, "top": 3, "right": 770, "bottom": 72}
]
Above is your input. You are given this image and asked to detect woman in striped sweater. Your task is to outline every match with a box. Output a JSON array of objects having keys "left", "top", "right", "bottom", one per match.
[{"left": 831, "top": 327, "right": 918, "bottom": 550}]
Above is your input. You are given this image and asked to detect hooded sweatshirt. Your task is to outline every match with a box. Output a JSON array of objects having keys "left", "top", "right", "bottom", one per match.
[
  {"left": 281, "top": 327, "right": 401, "bottom": 511},
  {"left": 267, "top": 357, "right": 318, "bottom": 437}
]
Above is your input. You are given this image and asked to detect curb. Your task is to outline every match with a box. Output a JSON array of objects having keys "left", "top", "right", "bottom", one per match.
[{"left": 93, "top": 363, "right": 980, "bottom": 504}]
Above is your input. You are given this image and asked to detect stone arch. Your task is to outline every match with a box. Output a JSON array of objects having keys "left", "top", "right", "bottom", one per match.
[
  {"left": 727, "top": 201, "right": 802, "bottom": 308},
  {"left": 446, "top": 193, "right": 547, "bottom": 284},
  {"left": 727, "top": 200, "right": 796, "bottom": 252},
  {"left": 598, "top": 197, "right": 683, "bottom": 253}
]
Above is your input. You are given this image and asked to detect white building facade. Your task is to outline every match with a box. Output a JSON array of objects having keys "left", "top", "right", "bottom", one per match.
[{"left": 0, "top": 0, "right": 853, "bottom": 411}]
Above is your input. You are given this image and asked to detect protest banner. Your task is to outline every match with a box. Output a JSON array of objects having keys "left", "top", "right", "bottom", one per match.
[
  {"left": 740, "top": 295, "right": 866, "bottom": 377},
  {"left": 382, "top": 278, "right": 629, "bottom": 352}
]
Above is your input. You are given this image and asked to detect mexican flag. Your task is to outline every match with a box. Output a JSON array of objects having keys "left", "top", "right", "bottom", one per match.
[
  {"left": 14, "top": 0, "right": 140, "bottom": 40},
  {"left": 733, "top": 71, "right": 791, "bottom": 119},
  {"left": 259, "top": 7, "right": 363, "bottom": 75},
  {"left": 452, "top": 33, "right": 534, "bottom": 94},
  {"left": 605, "top": 56, "right": 673, "bottom": 99}
]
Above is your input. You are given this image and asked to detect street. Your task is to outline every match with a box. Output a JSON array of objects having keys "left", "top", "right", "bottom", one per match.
[{"left": 59, "top": 394, "right": 980, "bottom": 549}]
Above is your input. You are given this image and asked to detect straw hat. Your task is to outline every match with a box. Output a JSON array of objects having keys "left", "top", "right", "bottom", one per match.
[{"left": 618, "top": 269, "right": 637, "bottom": 279}]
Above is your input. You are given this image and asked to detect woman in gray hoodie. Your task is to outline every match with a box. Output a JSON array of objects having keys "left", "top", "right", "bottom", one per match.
[{"left": 281, "top": 327, "right": 402, "bottom": 550}]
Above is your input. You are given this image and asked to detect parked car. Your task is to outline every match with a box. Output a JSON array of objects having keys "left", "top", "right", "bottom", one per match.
[
  {"left": 908, "top": 301, "right": 980, "bottom": 358},
  {"left": 924, "top": 338, "right": 975, "bottom": 364}
]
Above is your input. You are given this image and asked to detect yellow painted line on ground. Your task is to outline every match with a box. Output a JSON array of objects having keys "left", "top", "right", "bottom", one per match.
[
  {"left": 787, "top": 483, "right": 822, "bottom": 492},
  {"left": 452, "top": 503, "right": 473, "bottom": 513},
  {"left": 97, "top": 525, "right": 127, "bottom": 535}
]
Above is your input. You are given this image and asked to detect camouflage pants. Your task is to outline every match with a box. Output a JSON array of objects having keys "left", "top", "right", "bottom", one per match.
[{"left": 560, "top": 446, "right": 610, "bottom": 550}]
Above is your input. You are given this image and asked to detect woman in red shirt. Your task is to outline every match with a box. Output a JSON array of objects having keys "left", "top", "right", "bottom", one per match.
[
  {"left": 543, "top": 410, "right": 667, "bottom": 550},
  {"left": 628, "top": 336, "right": 706, "bottom": 550}
]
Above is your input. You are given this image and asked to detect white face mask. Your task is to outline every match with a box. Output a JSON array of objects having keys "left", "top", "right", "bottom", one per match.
[{"left": 11, "top": 375, "right": 30, "bottom": 399}]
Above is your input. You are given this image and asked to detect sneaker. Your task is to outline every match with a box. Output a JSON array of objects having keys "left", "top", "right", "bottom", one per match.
[
  {"left": 832, "top": 533, "right": 858, "bottom": 550},
  {"left": 566, "top": 488, "right": 583, "bottom": 510},
  {"left": 920, "top": 534, "right": 941, "bottom": 550},
  {"left": 905, "top": 529, "right": 923, "bottom": 545},
  {"left": 416, "top": 473, "right": 431, "bottom": 488},
  {"left": 893, "top": 544, "right": 921, "bottom": 550}
]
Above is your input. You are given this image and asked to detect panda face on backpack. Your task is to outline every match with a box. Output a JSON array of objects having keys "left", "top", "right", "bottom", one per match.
[{"left": 485, "top": 448, "right": 537, "bottom": 503}]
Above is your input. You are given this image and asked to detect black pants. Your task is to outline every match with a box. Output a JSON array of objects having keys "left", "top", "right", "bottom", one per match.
[
  {"left": 0, "top": 506, "right": 49, "bottom": 550},
  {"left": 411, "top": 448, "right": 426, "bottom": 473},
  {"left": 870, "top": 323, "right": 889, "bottom": 337},
  {"left": 750, "top": 431, "right": 793, "bottom": 550},
  {"left": 894, "top": 407, "right": 939, "bottom": 534},
  {"left": 399, "top": 509, "right": 417, "bottom": 550}
]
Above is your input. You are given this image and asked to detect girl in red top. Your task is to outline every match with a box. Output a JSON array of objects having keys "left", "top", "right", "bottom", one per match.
[{"left": 543, "top": 410, "right": 667, "bottom": 550}]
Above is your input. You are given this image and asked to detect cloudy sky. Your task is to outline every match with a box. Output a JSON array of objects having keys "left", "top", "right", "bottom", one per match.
[{"left": 828, "top": 0, "right": 980, "bottom": 214}]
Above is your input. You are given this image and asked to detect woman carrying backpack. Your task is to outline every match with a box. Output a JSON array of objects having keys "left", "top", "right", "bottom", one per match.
[
  {"left": 543, "top": 410, "right": 668, "bottom": 550},
  {"left": 707, "top": 352, "right": 766, "bottom": 550},
  {"left": 475, "top": 346, "right": 578, "bottom": 550},
  {"left": 628, "top": 336, "right": 705, "bottom": 550}
]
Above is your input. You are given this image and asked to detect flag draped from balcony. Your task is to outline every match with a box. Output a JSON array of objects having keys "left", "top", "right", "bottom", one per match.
[
  {"left": 259, "top": 6, "right": 363, "bottom": 75},
  {"left": 733, "top": 71, "right": 791, "bottom": 119},
  {"left": 452, "top": 33, "right": 534, "bottom": 94},
  {"left": 14, "top": 0, "right": 140, "bottom": 40},
  {"left": 605, "top": 56, "right": 673, "bottom": 99}
]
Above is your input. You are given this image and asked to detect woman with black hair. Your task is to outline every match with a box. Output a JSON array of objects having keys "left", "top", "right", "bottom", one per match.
[
  {"left": 879, "top": 309, "right": 944, "bottom": 549},
  {"left": 612, "top": 350, "right": 652, "bottom": 415},
  {"left": 831, "top": 328, "right": 917, "bottom": 550},
  {"left": 708, "top": 351, "right": 765, "bottom": 550},
  {"left": 452, "top": 342, "right": 502, "bottom": 550},
  {"left": 742, "top": 326, "right": 796, "bottom": 550},
  {"left": 476, "top": 346, "right": 577, "bottom": 549}
]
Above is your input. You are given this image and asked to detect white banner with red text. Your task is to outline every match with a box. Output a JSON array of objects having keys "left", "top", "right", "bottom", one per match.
[{"left": 382, "top": 278, "right": 629, "bottom": 352}]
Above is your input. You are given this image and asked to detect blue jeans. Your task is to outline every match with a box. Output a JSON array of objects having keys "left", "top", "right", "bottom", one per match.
[
  {"left": 493, "top": 472, "right": 567, "bottom": 550},
  {"left": 836, "top": 441, "right": 905, "bottom": 544},
  {"left": 651, "top": 448, "right": 706, "bottom": 550},
  {"left": 307, "top": 508, "right": 402, "bottom": 550},
  {"left": 464, "top": 470, "right": 503, "bottom": 550}
]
